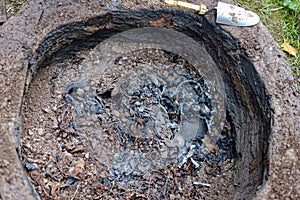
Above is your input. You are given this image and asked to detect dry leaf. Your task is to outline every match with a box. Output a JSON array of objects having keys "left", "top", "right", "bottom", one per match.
[
  {"left": 51, "top": 182, "right": 61, "bottom": 198},
  {"left": 149, "top": 17, "right": 165, "bottom": 26},
  {"left": 70, "top": 145, "right": 86, "bottom": 153},
  {"left": 281, "top": 39, "right": 298, "bottom": 57},
  {"left": 204, "top": 135, "right": 218, "bottom": 155},
  {"left": 70, "top": 157, "right": 85, "bottom": 175}
]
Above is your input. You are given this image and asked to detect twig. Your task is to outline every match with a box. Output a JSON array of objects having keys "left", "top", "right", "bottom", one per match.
[
  {"left": 162, "top": 175, "right": 171, "bottom": 197},
  {"left": 193, "top": 182, "right": 211, "bottom": 188},
  {"left": 70, "top": 182, "right": 80, "bottom": 200}
]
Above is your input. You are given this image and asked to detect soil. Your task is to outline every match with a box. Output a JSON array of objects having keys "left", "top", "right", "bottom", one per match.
[
  {"left": 0, "top": 0, "right": 299, "bottom": 200},
  {"left": 21, "top": 34, "right": 235, "bottom": 199}
]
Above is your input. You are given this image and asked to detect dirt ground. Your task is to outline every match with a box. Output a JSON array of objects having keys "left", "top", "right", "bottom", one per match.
[
  {"left": 21, "top": 36, "right": 236, "bottom": 199},
  {"left": 0, "top": 0, "right": 299, "bottom": 200}
]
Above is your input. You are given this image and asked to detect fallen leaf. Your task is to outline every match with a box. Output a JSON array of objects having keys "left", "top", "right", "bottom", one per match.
[
  {"left": 51, "top": 182, "right": 60, "bottom": 197},
  {"left": 149, "top": 17, "right": 165, "bottom": 26},
  {"left": 281, "top": 39, "right": 298, "bottom": 57},
  {"left": 75, "top": 158, "right": 85, "bottom": 172},
  {"left": 69, "top": 157, "right": 85, "bottom": 175},
  {"left": 71, "top": 145, "right": 86, "bottom": 153},
  {"left": 64, "top": 144, "right": 86, "bottom": 153},
  {"left": 33, "top": 44, "right": 39, "bottom": 53},
  {"left": 204, "top": 136, "right": 218, "bottom": 155},
  {"left": 149, "top": 14, "right": 173, "bottom": 26}
]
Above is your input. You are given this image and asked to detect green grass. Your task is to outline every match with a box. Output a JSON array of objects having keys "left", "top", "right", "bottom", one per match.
[
  {"left": 6, "top": 0, "right": 26, "bottom": 16},
  {"left": 236, "top": 0, "right": 300, "bottom": 85},
  {"left": 10, "top": 0, "right": 26, "bottom": 11}
]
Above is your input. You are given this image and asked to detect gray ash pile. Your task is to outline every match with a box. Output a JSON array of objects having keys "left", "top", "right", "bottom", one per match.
[{"left": 58, "top": 48, "right": 236, "bottom": 198}]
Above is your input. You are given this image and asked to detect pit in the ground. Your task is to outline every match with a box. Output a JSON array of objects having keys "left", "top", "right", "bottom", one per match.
[{"left": 21, "top": 10, "right": 271, "bottom": 200}]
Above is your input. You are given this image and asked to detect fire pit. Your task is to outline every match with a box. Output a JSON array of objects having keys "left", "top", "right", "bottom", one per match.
[
  {"left": 0, "top": 1, "right": 299, "bottom": 200},
  {"left": 21, "top": 9, "right": 271, "bottom": 199}
]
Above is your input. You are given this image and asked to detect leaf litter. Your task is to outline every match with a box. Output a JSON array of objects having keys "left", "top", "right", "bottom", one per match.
[{"left": 21, "top": 47, "right": 237, "bottom": 199}]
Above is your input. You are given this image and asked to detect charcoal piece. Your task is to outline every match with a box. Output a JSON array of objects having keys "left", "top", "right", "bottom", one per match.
[{"left": 97, "top": 88, "right": 114, "bottom": 98}]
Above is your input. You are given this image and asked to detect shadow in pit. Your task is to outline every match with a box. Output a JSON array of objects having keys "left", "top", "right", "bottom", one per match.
[{"left": 26, "top": 9, "right": 272, "bottom": 199}]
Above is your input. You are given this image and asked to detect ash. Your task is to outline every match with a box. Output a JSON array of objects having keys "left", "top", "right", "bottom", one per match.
[{"left": 61, "top": 49, "right": 236, "bottom": 192}]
